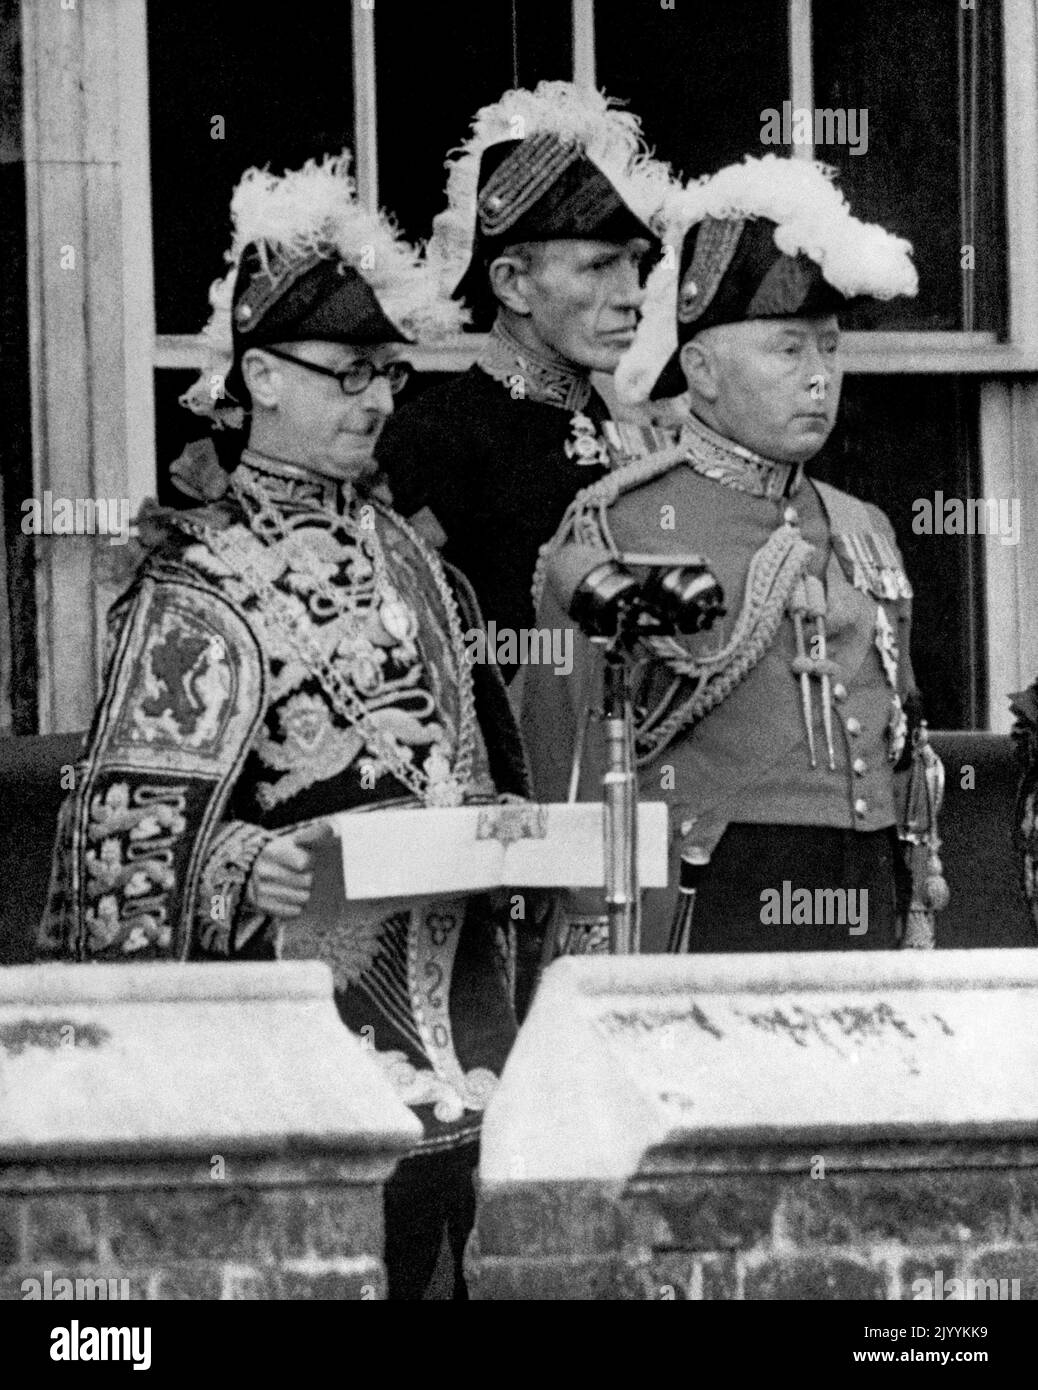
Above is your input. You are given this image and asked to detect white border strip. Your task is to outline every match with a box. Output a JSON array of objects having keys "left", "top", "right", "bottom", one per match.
[{"left": 155, "top": 329, "right": 1038, "bottom": 377}]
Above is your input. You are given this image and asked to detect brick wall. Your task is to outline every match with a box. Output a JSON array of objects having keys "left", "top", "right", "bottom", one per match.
[
  {"left": 472, "top": 953, "right": 1038, "bottom": 1301},
  {"left": 1, "top": 1155, "right": 386, "bottom": 1301},
  {"left": 0, "top": 962, "right": 421, "bottom": 1301},
  {"left": 470, "top": 1143, "right": 1038, "bottom": 1300}
]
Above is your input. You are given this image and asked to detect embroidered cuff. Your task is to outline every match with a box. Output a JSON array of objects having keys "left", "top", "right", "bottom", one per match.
[{"left": 196, "top": 820, "right": 274, "bottom": 956}]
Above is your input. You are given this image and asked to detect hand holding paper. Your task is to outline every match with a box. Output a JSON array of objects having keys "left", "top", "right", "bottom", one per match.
[
  {"left": 312, "top": 801, "right": 669, "bottom": 903},
  {"left": 245, "top": 820, "right": 336, "bottom": 919}
]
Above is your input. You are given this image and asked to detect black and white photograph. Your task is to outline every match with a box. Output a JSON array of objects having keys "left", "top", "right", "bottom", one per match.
[{"left": 1, "top": 0, "right": 1037, "bottom": 1354}]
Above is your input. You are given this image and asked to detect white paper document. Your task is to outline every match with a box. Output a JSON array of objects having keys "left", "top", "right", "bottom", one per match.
[{"left": 321, "top": 801, "right": 669, "bottom": 901}]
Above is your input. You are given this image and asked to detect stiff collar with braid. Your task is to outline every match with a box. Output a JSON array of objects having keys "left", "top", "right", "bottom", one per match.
[{"left": 476, "top": 318, "right": 593, "bottom": 412}]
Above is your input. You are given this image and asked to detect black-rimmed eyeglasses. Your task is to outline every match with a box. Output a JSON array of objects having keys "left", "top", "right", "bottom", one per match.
[{"left": 261, "top": 347, "right": 413, "bottom": 397}]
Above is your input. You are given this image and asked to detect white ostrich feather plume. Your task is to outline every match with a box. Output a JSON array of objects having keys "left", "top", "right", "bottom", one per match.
[
  {"left": 425, "top": 81, "right": 676, "bottom": 294},
  {"left": 616, "top": 154, "right": 918, "bottom": 405},
  {"left": 182, "top": 150, "right": 466, "bottom": 424}
]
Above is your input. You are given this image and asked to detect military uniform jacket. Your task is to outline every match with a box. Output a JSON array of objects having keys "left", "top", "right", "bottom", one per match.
[
  {"left": 522, "top": 418, "right": 916, "bottom": 950},
  {"left": 40, "top": 452, "right": 530, "bottom": 1152},
  {"left": 376, "top": 358, "right": 611, "bottom": 667}
]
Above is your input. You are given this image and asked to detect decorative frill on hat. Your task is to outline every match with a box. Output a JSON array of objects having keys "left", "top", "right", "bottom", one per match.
[
  {"left": 181, "top": 150, "right": 467, "bottom": 427},
  {"left": 616, "top": 154, "right": 919, "bottom": 405},
  {"left": 426, "top": 81, "right": 675, "bottom": 297}
]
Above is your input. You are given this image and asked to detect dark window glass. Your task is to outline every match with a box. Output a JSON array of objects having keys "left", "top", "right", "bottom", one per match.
[
  {"left": 376, "top": 0, "right": 572, "bottom": 245},
  {"left": 595, "top": 0, "right": 790, "bottom": 180},
  {"left": 153, "top": 371, "right": 228, "bottom": 509},
  {"left": 813, "top": 0, "right": 1005, "bottom": 333},
  {"left": 148, "top": 0, "right": 354, "bottom": 335},
  {"left": 813, "top": 376, "right": 984, "bottom": 730}
]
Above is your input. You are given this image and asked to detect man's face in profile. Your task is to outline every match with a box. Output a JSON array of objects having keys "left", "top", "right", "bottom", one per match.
[{"left": 503, "top": 238, "right": 652, "bottom": 373}]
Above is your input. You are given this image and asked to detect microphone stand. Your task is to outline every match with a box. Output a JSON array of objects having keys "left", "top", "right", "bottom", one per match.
[
  {"left": 600, "top": 640, "right": 640, "bottom": 955},
  {"left": 561, "top": 551, "right": 725, "bottom": 957}
]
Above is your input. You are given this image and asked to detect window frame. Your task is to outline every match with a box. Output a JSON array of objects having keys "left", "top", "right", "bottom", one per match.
[
  {"left": 151, "top": 0, "right": 1038, "bottom": 376},
  {"left": 139, "top": 0, "right": 1038, "bottom": 733}
]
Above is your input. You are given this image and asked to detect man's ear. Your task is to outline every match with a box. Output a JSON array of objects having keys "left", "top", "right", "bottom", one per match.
[
  {"left": 679, "top": 337, "right": 720, "bottom": 404},
  {"left": 488, "top": 255, "right": 534, "bottom": 316},
  {"left": 241, "top": 349, "right": 281, "bottom": 409}
]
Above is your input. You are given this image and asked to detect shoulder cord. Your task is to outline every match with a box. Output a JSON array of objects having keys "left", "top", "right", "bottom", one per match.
[
  {"left": 530, "top": 440, "right": 815, "bottom": 765},
  {"left": 530, "top": 442, "right": 692, "bottom": 612},
  {"left": 635, "top": 522, "right": 815, "bottom": 765}
]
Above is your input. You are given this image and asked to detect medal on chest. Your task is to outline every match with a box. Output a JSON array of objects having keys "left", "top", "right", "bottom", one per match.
[
  {"left": 833, "top": 529, "right": 913, "bottom": 602},
  {"left": 874, "top": 605, "right": 907, "bottom": 763},
  {"left": 564, "top": 413, "right": 610, "bottom": 467}
]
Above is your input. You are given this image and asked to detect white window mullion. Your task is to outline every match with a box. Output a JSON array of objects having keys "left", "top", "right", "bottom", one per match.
[
  {"left": 1002, "top": 0, "right": 1038, "bottom": 353},
  {"left": 352, "top": 0, "right": 379, "bottom": 211},
  {"left": 979, "top": 380, "right": 1038, "bottom": 732},
  {"left": 117, "top": 0, "right": 156, "bottom": 517},
  {"left": 788, "top": 0, "right": 814, "bottom": 160},
  {"left": 573, "top": 0, "right": 596, "bottom": 90}
]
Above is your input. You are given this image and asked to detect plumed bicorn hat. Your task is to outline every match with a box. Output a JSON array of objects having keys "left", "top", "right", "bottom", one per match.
[
  {"left": 616, "top": 154, "right": 919, "bottom": 403},
  {"left": 427, "top": 82, "right": 675, "bottom": 331},
  {"left": 182, "top": 151, "right": 466, "bottom": 426}
]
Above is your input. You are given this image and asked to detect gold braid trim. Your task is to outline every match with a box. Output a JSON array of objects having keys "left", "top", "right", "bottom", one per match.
[
  {"left": 635, "top": 522, "right": 814, "bottom": 763},
  {"left": 530, "top": 442, "right": 691, "bottom": 612},
  {"left": 531, "top": 444, "right": 816, "bottom": 766}
]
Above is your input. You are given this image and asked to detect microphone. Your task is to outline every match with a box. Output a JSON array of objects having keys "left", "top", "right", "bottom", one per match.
[
  {"left": 545, "top": 542, "right": 726, "bottom": 642},
  {"left": 546, "top": 546, "right": 640, "bottom": 637}
]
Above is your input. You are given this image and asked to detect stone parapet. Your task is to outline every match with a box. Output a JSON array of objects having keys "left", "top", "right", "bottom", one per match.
[
  {"left": 0, "top": 961, "right": 420, "bottom": 1300},
  {"left": 471, "top": 950, "right": 1038, "bottom": 1300}
]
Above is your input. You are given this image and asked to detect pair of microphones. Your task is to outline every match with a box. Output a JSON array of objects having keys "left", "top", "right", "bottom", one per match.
[{"left": 547, "top": 544, "right": 726, "bottom": 644}]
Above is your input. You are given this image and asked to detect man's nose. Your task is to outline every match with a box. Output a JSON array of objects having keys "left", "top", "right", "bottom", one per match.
[
  {"left": 611, "top": 263, "right": 647, "bottom": 310},
  {"left": 803, "top": 348, "right": 838, "bottom": 396},
  {"left": 360, "top": 374, "right": 395, "bottom": 417}
]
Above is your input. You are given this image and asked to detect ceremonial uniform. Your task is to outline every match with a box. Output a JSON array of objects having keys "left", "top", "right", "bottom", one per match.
[
  {"left": 523, "top": 154, "right": 947, "bottom": 956},
  {"left": 40, "top": 149, "right": 532, "bottom": 1298},
  {"left": 523, "top": 415, "right": 917, "bottom": 952},
  {"left": 41, "top": 449, "right": 527, "bottom": 1142},
  {"left": 377, "top": 82, "right": 669, "bottom": 677},
  {"left": 377, "top": 325, "right": 612, "bottom": 651}
]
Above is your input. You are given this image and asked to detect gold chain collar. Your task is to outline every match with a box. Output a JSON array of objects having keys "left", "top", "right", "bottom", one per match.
[{"left": 212, "top": 474, "right": 479, "bottom": 808}]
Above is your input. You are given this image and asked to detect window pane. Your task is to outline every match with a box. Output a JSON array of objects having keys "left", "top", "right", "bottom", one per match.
[
  {"left": 813, "top": 0, "right": 1005, "bottom": 333},
  {"left": 376, "top": 0, "right": 573, "bottom": 245},
  {"left": 813, "top": 376, "right": 984, "bottom": 730},
  {"left": 148, "top": 0, "right": 354, "bottom": 335},
  {"left": 153, "top": 371, "right": 235, "bottom": 508},
  {"left": 595, "top": 0, "right": 790, "bottom": 180}
]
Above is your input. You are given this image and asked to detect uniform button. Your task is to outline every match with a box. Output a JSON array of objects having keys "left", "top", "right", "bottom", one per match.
[
  {"left": 852, "top": 757, "right": 867, "bottom": 776},
  {"left": 680, "top": 819, "right": 695, "bottom": 837},
  {"left": 845, "top": 717, "right": 862, "bottom": 736},
  {"left": 832, "top": 683, "right": 848, "bottom": 702},
  {"left": 854, "top": 797, "right": 868, "bottom": 818}
]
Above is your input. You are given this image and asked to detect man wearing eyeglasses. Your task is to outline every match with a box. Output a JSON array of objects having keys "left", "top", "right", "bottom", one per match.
[
  {"left": 40, "top": 154, "right": 535, "bottom": 1300},
  {"left": 242, "top": 345, "right": 412, "bottom": 486}
]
